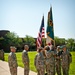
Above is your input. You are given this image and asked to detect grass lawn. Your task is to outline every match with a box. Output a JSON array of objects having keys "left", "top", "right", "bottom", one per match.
[
  {"left": 5, "top": 51, "right": 37, "bottom": 72},
  {"left": 69, "top": 52, "right": 75, "bottom": 75},
  {"left": 5, "top": 51, "right": 75, "bottom": 75}
]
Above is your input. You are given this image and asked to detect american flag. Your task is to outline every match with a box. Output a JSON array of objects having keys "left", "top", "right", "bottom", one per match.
[{"left": 37, "top": 16, "right": 45, "bottom": 48}]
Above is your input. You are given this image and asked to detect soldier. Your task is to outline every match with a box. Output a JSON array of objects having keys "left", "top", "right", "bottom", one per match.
[
  {"left": 61, "top": 45, "right": 72, "bottom": 75},
  {"left": 34, "top": 47, "right": 45, "bottom": 75},
  {"left": 0, "top": 49, "right": 4, "bottom": 61},
  {"left": 8, "top": 46, "right": 18, "bottom": 75},
  {"left": 44, "top": 46, "right": 50, "bottom": 75},
  {"left": 55, "top": 46, "right": 61, "bottom": 75},
  {"left": 0, "top": 50, "right": 1, "bottom": 60},
  {"left": 45, "top": 45, "right": 55, "bottom": 75},
  {"left": 1, "top": 49, "right": 4, "bottom": 61},
  {"left": 22, "top": 45, "right": 29, "bottom": 75}
]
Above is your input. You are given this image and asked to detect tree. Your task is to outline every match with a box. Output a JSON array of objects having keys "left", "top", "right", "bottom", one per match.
[
  {"left": 54, "top": 36, "right": 65, "bottom": 47},
  {"left": 54, "top": 36, "right": 60, "bottom": 46},
  {"left": 4, "top": 32, "right": 22, "bottom": 52},
  {"left": 23, "top": 35, "right": 35, "bottom": 50},
  {"left": 0, "top": 37, "right": 5, "bottom": 49},
  {"left": 66, "top": 38, "right": 75, "bottom": 51}
]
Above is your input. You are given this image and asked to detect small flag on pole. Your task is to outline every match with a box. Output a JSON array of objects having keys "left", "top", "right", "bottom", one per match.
[
  {"left": 46, "top": 6, "right": 54, "bottom": 46},
  {"left": 37, "top": 15, "right": 45, "bottom": 48}
]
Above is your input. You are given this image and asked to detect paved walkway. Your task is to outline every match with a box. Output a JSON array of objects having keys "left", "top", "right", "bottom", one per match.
[{"left": 0, "top": 60, "right": 37, "bottom": 75}]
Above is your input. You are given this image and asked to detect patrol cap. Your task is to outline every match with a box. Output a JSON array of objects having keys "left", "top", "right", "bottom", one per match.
[
  {"left": 57, "top": 46, "right": 60, "bottom": 50},
  {"left": 44, "top": 46, "right": 50, "bottom": 50},
  {"left": 24, "top": 45, "right": 29, "bottom": 49},
  {"left": 60, "top": 45, "right": 66, "bottom": 49},
  {"left": 57, "top": 46, "right": 60, "bottom": 48},
  {"left": 62, "top": 45, "right": 66, "bottom": 48},
  {"left": 38, "top": 47, "right": 43, "bottom": 52},
  {"left": 10, "top": 46, "right": 16, "bottom": 50}
]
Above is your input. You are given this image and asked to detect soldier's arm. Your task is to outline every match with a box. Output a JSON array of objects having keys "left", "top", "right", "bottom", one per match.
[
  {"left": 15, "top": 55, "right": 18, "bottom": 67},
  {"left": 22, "top": 52, "right": 28, "bottom": 64},
  {"left": 34, "top": 54, "right": 40, "bottom": 69},
  {"left": 13, "top": 54, "right": 18, "bottom": 67},
  {"left": 8, "top": 55, "right": 13, "bottom": 67},
  {"left": 68, "top": 52, "right": 72, "bottom": 63},
  {"left": 34, "top": 54, "right": 37, "bottom": 67}
]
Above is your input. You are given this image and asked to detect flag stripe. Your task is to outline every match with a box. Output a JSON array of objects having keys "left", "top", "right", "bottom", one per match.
[
  {"left": 37, "top": 16, "right": 45, "bottom": 48},
  {"left": 41, "top": 27, "right": 44, "bottom": 37}
]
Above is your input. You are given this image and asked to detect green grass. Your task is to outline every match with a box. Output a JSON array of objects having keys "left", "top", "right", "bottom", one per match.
[
  {"left": 5, "top": 51, "right": 37, "bottom": 72},
  {"left": 69, "top": 52, "right": 75, "bottom": 75},
  {"left": 5, "top": 51, "right": 75, "bottom": 75}
]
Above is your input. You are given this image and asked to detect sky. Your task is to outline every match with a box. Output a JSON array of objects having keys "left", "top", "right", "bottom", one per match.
[{"left": 0, "top": 0, "right": 75, "bottom": 39}]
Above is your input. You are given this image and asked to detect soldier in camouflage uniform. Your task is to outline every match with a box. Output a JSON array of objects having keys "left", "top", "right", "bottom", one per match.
[
  {"left": 46, "top": 45, "right": 55, "bottom": 75},
  {"left": 8, "top": 46, "right": 18, "bottom": 75},
  {"left": 55, "top": 46, "right": 61, "bottom": 75},
  {"left": 2, "top": 49, "right": 4, "bottom": 61},
  {"left": 44, "top": 46, "right": 51, "bottom": 75},
  {"left": 0, "top": 50, "right": 1, "bottom": 60},
  {"left": 61, "top": 45, "right": 72, "bottom": 75},
  {"left": 22, "top": 45, "right": 29, "bottom": 75},
  {"left": 0, "top": 49, "right": 4, "bottom": 61},
  {"left": 34, "top": 47, "right": 45, "bottom": 75}
]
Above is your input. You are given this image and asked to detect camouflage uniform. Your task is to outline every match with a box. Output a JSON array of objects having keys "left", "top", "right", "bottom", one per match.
[
  {"left": 0, "top": 49, "right": 4, "bottom": 61},
  {"left": 22, "top": 50, "right": 29, "bottom": 75},
  {"left": 43, "top": 50, "right": 47, "bottom": 73},
  {"left": 0, "top": 50, "right": 1, "bottom": 59},
  {"left": 61, "top": 50, "right": 71, "bottom": 75},
  {"left": 45, "top": 50, "right": 51, "bottom": 75},
  {"left": 55, "top": 51, "right": 61, "bottom": 75},
  {"left": 8, "top": 52, "right": 18, "bottom": 75},
  {"left": 47, "top": 50, "right": 55, "bottom": 75},
  {"left": 34, "top": 52, "right": 45, "bottom": 75}
]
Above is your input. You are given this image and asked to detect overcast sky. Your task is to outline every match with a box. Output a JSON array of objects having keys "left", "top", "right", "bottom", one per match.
[{"left": 0, "top": 0, "right": 75, "bottom": 39}]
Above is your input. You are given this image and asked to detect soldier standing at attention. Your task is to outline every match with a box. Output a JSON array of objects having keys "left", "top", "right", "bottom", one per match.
[
  {"left": 1, "top": 49, "right": 5, "bottom": 61},
  {"left": 0, "top": 49, "right": 4, "bottom": 61},
  {"left": 8, "top": 46, "right": 18, "bottom": 75},
  {"left": 55, "top": 46, "right": 61, "bottom": 75},
  {"left": 34, "top": 47, "right": 45, "bottom": 75},
  {"left": 0, "top": 50, "right": 1, "bottom": 60},
  {"left": 44, "top": 46, "right": 51, "bottom": 75},
  {"left": 61, "top": 45, "right": 72, "bottom": 75},
  {"left": 22, "top": 45, "right": 29, "bottom": 75},
  {"left": 45, "top": 45, "right": 55, "bottom": 75}
]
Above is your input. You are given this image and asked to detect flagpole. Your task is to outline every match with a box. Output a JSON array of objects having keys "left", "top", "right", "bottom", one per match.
[
  {"left": 54, "top": 40, "right": 56, "bottom": 47},
  {"left": 43, "top": 14, "right": 45, "bottom": 47},
  {"left": 43, "top": 37, "right": 45, "bottom": 47}
]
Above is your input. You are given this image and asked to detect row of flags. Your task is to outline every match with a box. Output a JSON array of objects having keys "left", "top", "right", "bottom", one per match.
[{"left": 37, "top": 6, "right": 54, "bottom": 48}]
